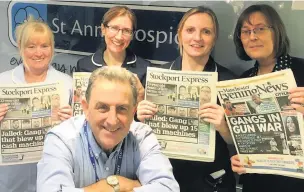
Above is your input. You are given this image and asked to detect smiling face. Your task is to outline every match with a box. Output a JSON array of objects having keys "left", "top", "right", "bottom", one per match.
[
  {"left": 286, "top": 116, "right": 296, "bottom": 133},
  {"left": 179, "top": 13, "right": 216, "bottom": 59},
  {"left": 82, "top": 78, "right": 136, "bottom": 151},
  {"left": 22, "top": 32, "right": 52, "bottom": 74},
  {"left": 240, "top": 12, "right": 275, "bottom": 62},
  {"left": 101, "top": 15, "right": 133, "bottom": 55}
]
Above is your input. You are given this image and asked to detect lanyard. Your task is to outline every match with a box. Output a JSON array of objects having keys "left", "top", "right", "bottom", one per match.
[{"left": 83, "top": 120, "right": 125, "bottom": 182}]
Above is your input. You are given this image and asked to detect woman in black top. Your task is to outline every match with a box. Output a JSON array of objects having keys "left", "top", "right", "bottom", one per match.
[
  {"left": 231, "top": 4, "right": 304, "bottom": 192},
  {"left": 137, "top": 6, "right": 236, "bottom": 192}
]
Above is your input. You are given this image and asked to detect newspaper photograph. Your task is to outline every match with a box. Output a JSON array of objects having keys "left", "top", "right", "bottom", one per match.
[
  {"left": 145, "top": 67, "right": 218, "bottom": 162},
  {"left": 72, "top": 72, "right": 90, "bottom": 116},
  {"left": 0, "top": 82, "right": 64, "bottom": 165},
  {"left": 217, "top": 69, "right": 304, "bottom": 179}
]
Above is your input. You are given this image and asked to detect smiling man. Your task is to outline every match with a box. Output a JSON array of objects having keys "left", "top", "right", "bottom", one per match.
[{"left": 37, "top": 67, "right": 179, "bottom": 192}]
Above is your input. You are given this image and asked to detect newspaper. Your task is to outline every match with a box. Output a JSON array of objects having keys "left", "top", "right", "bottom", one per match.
[
  {"left": 217, "top": 69, "right": 304, "bottom": 179},
  {"left": 72, "top": 72, "right": 90, "bottom": 116},
  {"left": 0, "top": 82, "right": 64, "bottom": 165},
  {"left": 145, "top": 67, "right": 218, "bottom": 162}
]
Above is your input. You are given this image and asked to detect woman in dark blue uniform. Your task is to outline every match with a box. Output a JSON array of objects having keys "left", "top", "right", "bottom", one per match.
[
  {"left": 76, "top": 6, "right": 150, "bottom": 90},
  {"left": 137, "top": 6, "right": 237, "bottom": 192},
  {"left": 231, "top": 4, "right": 304, "bottom": 192}
]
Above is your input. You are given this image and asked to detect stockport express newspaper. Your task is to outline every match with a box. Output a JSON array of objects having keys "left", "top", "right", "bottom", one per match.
[
  {"left": 0, "top": 82, "right": 63, "bottom": 165},
  {"left": 217, "top": 69, "right": 304, "bottom": 178},
  {"left": 145, "top": 67, "right": 218, "bottom": 162},
  {"left": 72, "top": 72, "right": 90, "bottom": 116}
]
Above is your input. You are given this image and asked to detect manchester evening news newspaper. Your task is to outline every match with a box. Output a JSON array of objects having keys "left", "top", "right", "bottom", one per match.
[{"left": 217, "top": 69, "right": 304, "bottom": 179}]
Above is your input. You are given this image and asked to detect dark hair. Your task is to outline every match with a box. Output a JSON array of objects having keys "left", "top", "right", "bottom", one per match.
[
  {"left": 285, "top": 116, "right": 300, "bottom": 135},
  {"left": 234, "top": 4, "right": 290, "bottom": 61}
]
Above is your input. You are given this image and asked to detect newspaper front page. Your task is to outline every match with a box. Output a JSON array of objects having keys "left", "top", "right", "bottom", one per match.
[
  {"left": 0, "top": 82, "right": 63, "bottom": 165},
  {"left": 217, "top": 69, "right": 304, "bottom": 178},
  {"left": 72, "top": 72, "right": 90, "bottom": 116},
  {"left": 145, "top": 67, "right": 218, "bottom": 162}
]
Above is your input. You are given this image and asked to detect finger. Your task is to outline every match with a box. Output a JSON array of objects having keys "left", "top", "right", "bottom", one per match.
[
  {"left": 288, "top": 92, "right": 304, "bottom": 100},
  {"left": 290, "top": 97, "right": 304, "bottom": 104},
  {"left": 138, "top": 114, "right": 155, "bottom": 122},
  {"left": 137, "top": 108, "right": 157, "bottom": 116},
  {"left": 199, "top": 108, "right": 223, "bottom": 116},
  {"left": 232, "top": 166, "right": 246, "bottom": 175},
  {"left": 138, "top": 100, "right": 156, "bottom": 108},
  {"left": 289, "top": 87, "right": 304, "bottom": 94},
  {"left": 0, "top": 105, "right": 9, "bottom": 113},
  {"left": 59, "top": 108, "right": 72, "bottom": 116},
  {"left": 58, "top": 112, "right": 72, "bottom": 120},
  {"left": 291, "top": 104, "right": 304, "bottom": 114},
  {"left": 0, "top": 110, "right": 8, "bottom": 117},
  {"left": 200, "top": 103, "right": 220, "bottom": 110},
  {"left": 0, "top": 104, "right": 8, "bottom": 108}
]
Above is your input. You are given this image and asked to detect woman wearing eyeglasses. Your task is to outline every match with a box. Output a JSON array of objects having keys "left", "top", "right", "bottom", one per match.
[
  {"left": 231, "top": 4, "right": 304, "bottom": 192},
  {"left": 77, "top": 6, "right": 150, "bottom": 101}
]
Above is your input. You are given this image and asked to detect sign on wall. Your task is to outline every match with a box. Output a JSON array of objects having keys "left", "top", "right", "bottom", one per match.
[{"left": 8, "top": 1, "right": 189, "bottom": 64}]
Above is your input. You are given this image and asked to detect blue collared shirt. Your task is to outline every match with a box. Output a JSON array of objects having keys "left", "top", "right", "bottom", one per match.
[
  {"left": 0, "top": 64, "right": 73, "bottom": 192},
  {"left": 37, "top": 115, "right": 179, "bottom": 192}
]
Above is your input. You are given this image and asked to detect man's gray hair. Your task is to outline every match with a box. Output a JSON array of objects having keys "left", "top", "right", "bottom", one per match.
[{"left": 85, "top": 66, "right": 138, "bottom": 105}]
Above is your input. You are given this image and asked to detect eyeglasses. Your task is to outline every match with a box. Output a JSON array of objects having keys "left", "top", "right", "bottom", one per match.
[
  {"left": 105, "top": 24, "right": 133, "bottom": 37},
  {"left": 239, "top": 26, "right": 272, "bottom": 39}
]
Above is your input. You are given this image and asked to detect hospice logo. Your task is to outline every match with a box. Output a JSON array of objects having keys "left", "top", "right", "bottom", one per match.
[{"left": 8, "top": 1, "right": 187, "bottom": 63}]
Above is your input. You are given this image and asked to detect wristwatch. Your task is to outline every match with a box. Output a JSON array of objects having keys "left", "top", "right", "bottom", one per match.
[{"left": 106, "top": 175, "right": 120, "bottom": 192}]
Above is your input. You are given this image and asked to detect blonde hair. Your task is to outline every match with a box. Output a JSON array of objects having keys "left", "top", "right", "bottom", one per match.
[
  {"left": 177, "top": 6, "right": 219, "bottom": 55},
  {"left": 102, "top": 6, "right": 137, "bottom": 30},
  {"left": 15, "top": 15, "right": 54, "bottom": 67}
]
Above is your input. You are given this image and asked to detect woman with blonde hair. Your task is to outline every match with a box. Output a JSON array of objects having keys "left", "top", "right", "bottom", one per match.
[
  {"left": 137, "top": 6, "right": 236, "bottom": 191},
  {"left": 0, "top": 16, "right": 73, "bottom": 192}
]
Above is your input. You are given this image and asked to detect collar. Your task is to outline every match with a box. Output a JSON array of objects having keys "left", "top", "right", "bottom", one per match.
[
  {"left": 85, "top": 122, "right": 125, "bottom": 159},
  {"left": 249, "top": 54, "right": 292, "bottom": 77},
  {"left": 91, "top": 47, "right": 137, "bottom": 68},
  {"left": 11, "top": 64, "right": 55, "bottom": 84},
  {"left": 169, "top": 56, "right": 218, "bottom": 72}
]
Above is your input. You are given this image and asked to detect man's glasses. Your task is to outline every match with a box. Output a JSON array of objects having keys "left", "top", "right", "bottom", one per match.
[
  {"left": 239, "top": 26, "right": 272, "bottom": 39},
  {"left": 105, "top": 24, "right": 133, "bottom": 37}
]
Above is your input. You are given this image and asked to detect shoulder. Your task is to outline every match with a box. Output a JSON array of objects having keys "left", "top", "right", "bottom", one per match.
[
  {"left": 0, "top": 68, "right": 14, "bottom": 81},
  {"left": 47, "top": 116, "right": 84, "bottom": 146},
  {"left": 216, "top": 63, "right": 238, "bottom": 81},
  {"left": 50, "top": 66, "right": 72, "bottom": 81},
  {"left": 290, "top": 56, "right": 304, "bottom": 86},
  {"left": 135, "top": 55, "right": 151, "bottom": 68},
  {"left": 77, "top": 50, "right": 100, "bottom": 72},
  {"left": 49, "top": 66, "right": 73, "bottom": 87},
  {"left": 240, "top": 67, "right": 255, "bottom": 78}
]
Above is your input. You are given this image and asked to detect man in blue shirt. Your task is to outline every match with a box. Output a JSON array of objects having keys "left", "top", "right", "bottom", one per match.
[{"left": 37, "top": 67, "right": 179, "bottom": 192}]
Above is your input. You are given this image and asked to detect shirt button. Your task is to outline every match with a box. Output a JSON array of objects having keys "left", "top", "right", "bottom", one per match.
[{"left": 105, "top": 167, "right": 109, "bottom": 171}]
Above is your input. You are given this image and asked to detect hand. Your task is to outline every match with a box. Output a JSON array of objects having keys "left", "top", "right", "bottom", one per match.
[
  {"left": 137, "top": 100, "right": 157, "bottom": 122},
  {"left": 58, "top": 105, "right": 72, "bottom": 121},
  {"left": 133, "top": 74, "right": 145, "bottom": 104},
  {"left": 231, "top": 155, "right": 246, "bottom": 175},
  {"left": 0, "top": 104, "right": 8, "bottom": 121},
  {"left": 199, "top": 103, "right": 227, "bottom": 132},
  {"left": 289, "top": 87, "right": 304, "bottom": 115},
  {"left": 117, "top": 176, "right": 141, "bottom": 192}
]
